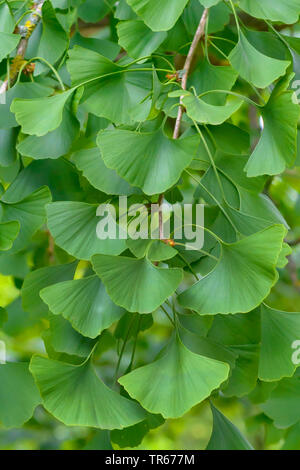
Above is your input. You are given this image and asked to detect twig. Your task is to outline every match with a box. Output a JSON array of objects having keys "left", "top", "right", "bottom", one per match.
[
  {"left": 158, "top": 8, "right": 209, "bottom": 239},
  {"left": 0, "top": 0, "right": 45, "bottom": 95}
]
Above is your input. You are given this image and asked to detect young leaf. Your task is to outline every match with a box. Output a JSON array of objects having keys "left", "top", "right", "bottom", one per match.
[{"left": 181, "top": 93, "right": 243, "bottom": 125}]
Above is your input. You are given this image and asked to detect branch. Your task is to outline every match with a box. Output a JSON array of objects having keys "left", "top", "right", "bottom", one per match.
[
  {"left": 0, "top": 0, "right": 45, "bottom": 95},
  {"left": 158, "top": 8, "right": 209, "bottom": 240},
  {"left": 173, "top": 8, "right": 209, "bottom": 140}
]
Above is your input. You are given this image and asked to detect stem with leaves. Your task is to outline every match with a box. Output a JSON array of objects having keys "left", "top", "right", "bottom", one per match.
[
  {"left": 157, "top": 8, "right": 209, "bottom": 240},
  {"left": 0, "top": 0, "right": 45, "bottom": 95}
]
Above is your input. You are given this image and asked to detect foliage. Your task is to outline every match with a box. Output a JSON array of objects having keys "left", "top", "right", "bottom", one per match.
[{"left": 0, "top": 0, "right": 300, "bottom": 451}]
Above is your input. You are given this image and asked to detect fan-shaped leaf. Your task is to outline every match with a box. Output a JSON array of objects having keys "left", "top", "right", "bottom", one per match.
[
  {"left": 228, "top": 32, "right": 290, "bottom": 89},
  {"left": 0, "top": 363, "right": 41, "bottom": 428},
  {"left": 178, "top": 225, "right": 285, "bottom": 315},
  {"left": 239, "top": 0, "right": 300, "bottom": 24},
  {"left": 92, "top": 254, "right": 183, "bottom": 313},
  {"left": 127, "top": 0, "right": 190, "bottom": 31},
  {"left": 119, "top": 336, "right": 229, "bottom": 418},
  {"left": 30, "top": 355, "right": 146, "bottom": 429},
  {"left": 97, "top": 129, "right": 198, "bottom": 195},
  {"left": 40, "top": 275, "right": 125, "bottom": 338}
]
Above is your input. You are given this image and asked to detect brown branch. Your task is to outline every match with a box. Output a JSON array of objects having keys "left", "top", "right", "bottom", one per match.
[
  {"left": 173, "top": 8, "right": 209, "bottom": 140},
  {"left": 0, "top": 0, "right": 45, "bottom": 95},
  {"left": 158, "top": 8, "right": 209, "bottom": 240}
]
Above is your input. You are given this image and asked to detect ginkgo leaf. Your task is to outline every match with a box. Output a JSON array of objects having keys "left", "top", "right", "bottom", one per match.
[
  {"left": 259, "top": 304, "right": 300, "bottom": 381},
  {"left": 40, "top": 275, "right": 125, "bottom": 338},
  {"left": 30, "top": 355, "right": 146, "bottom": 429},
  {"left": 22, "top": 262, "right": 77, "bottom": 317},
  {"left": 199, "top": 0, "right": 221, "bottom": 6},
  {"left": 92, "top": 254, "right": 183, "bottom": 313},
  {"left": 127, "top": 0, "right": 190, "bottom": 31},
  {"left": 206, "top": 404, "right": 253, "bottom": 450},
  {"left": 245, "top": 85, "right": 299, "bottom": 177},
  {"left": 117, "top": 20, "right": 167, "bottom": 59},
  {"left": 228, "top": 32, "right": 290, "bottom": 89},
  {"left": 67, "top": 46, "right": 152, "bottom": 124},
  {"left": 46, "top": 201, "right": 126, "bottom": 260},
  {"left": 73, "top": 146, "right": 139, "bottom": 195},
  {"left": 97, "top": 128, "right": 198, "bottom": 195},
  {"left": 11, "top": 90, "right": 74, "bottom": 136},
  {"left": 181, "top": 93, "right": 243, "bottom": 125},
  {"left": 118, "top": 336, "right": 229, "bottom": 418},
  {"left": 0, "top": 187, "right": 52, "bottom": 253},
  {"left": 17, "top": 106, "right": 80, "bottom": 159},
  {"left": 0, "top": 32, "right": 20, "bottom": 62},
  {"left": 37, "top": 0, "right": 68, "bottom": 66},
  {"left": 239, "top": 0, "right": 300, "bottom": 24},
  {"left": 178, "top": 225, "right": 285, "bottom": 315},
  {"left": 189, "top": 59, "right": 238, "bottom": 106},
  {"left": 0, "top": 221, "right": 19, "bottom": 250},
  {"left": 44, "top": 315, "right": 97, "bottom": 357},
  {"left": 0, "top": 363, "right": 41, "bottom": 428},
  {"left": 261, "top": 375, "right": 300, "bottom": 428},
  {"left": 0, "top": 2, "right": 15, "bottom": 33}
]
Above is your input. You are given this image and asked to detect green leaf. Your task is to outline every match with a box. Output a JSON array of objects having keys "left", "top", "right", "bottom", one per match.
[
  {"left": 0, "top": 187, "right": 52, "bottom": 253},
  {"left": 178, "top": 225, "right": 285, "bottom": 315},
  {"left": 261, "top": 375, "right": 300, "bottom": 428},
  {"left": 0, "top": 128, "right": 18, "bottom": 166},
  {"left": 239, "top": 0, "right": 300, "bottom": 24},
  {"left": 38, "top": 1, "right": 68, "bottom": 65},
  {"left": 206, "top": 404, "right": 253, "bottom": 450},
  {"left": 22, "top": 262, "right": 77, "bottom": 317},
  {"left": 228, "top": 32, "right": 290, "bottom": 89},
  {"left": 0, "top": 32, "right": 20, "bottom": 62},
  {"left": 245, "top": 85, "right": 299, "bottom": 177},
  {"left": 189, "top": 59, "right": 238, "bottom": 106},
  {"left": 97, "top": 128, "right": 198, "bottom": 195},
  {"left": 0, "top": 363, "right": 41, "bottom": 428},
  {"left": 92, "top": 254, "right": 183, "bottom": 313},
  {"left": 17, "top": 105, "right": 80, "bottom": 159},
  {"left": 11, "top": 90, "right": 74, "bottom": 136},
  {"left": 117, "top": 20, "right": 167, "bottom": 59},
  {"left": 118, "top": 336, "right": 229, "bottom": 418},
  {"left": 0, "top": 2, "right": 15, "bottom": 33},
  {"left": 30, "top": 355, "right": 146, "bottom": 429},
  {"left": 46, "top": 201, "right": 126, "bottom": 260},
  {"left": 259, "top": 304, "right": 300, "bottom": 381},
  {"left": 44, "top": 315, "right": 97, "bottom": 357},
  {"left": 73, "top": 146, "right": 139, "bottom": 195},
  {"left": 67, "top": 46, "right": 152, "bottom": 124},
  {"left": 127, "top": 0, "right": 190, "bottom": 31},
  {"left": 0, "top": 307, "right": 7, "bottom": 327},
  {"left": 181, "top": 93, "right": 243, "bottom": 125},
  {"left": 40, "top": 275, "right": 125, "bottom": 338},
  {"left": 0, "top": 221, "right": 19, "bottom": 250},
  {"left": 199, "top": 0, "right": 221, "bottom": 6},
  {"left": 111, "top": 413, "right": 164, "bottom": 449}
]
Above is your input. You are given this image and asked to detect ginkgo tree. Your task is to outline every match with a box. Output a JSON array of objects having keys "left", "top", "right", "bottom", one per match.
[{"left": 0, "top": 0, "right": 299, "bottom": 451}]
